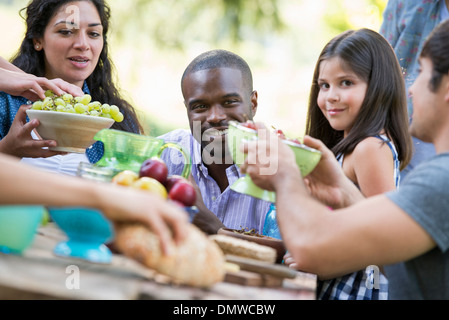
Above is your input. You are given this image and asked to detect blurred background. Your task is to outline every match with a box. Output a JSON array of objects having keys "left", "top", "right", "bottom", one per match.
[{"left": 0, "top": 0, "right": 388, "bottom": 138}]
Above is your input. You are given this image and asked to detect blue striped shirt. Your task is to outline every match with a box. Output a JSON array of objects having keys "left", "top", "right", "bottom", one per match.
[{"left": 158, "top": 129, "right": 271, "bottom": 233}]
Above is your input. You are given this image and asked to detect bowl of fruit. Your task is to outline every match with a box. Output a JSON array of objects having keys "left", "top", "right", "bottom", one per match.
[
  {"left": 227, "top": 120, "right": 322, "bottom": 202},
  {"left": 111, "top": 157, "right": 198, "bottom": 221},
  {"left": 48, "top": 156, "right": 198, "bottom": 264},
  {"left": 26, "top": 90, "right": 123, "bottom": 153}
]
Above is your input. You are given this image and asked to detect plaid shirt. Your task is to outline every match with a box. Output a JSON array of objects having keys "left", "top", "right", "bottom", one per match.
[
  {"left": 318, "top": 136, "right": 399, "bottom": 300},
  {"left": 317, "top": 268, "right": 389, "bottom": 300}
]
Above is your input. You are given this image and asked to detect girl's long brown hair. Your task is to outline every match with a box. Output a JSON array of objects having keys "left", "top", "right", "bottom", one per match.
[{"left": 305, "top": 29, "right": 412, "bottom": 170}]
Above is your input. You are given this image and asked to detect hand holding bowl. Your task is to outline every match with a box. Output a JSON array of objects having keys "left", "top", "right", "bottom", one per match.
[{"left": 227, "top": 121, "right": 321, "bottom": 202}]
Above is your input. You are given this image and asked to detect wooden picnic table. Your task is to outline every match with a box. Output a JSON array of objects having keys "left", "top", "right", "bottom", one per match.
[{"left": 0, "top": 223, "right": 316, "bottom": 300}]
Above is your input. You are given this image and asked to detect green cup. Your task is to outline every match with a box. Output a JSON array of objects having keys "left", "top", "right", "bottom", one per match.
[
  {"left": 227, "top": 121, "right": 322, "bottom": 202},
  {"left": 0, "top": 205, "right": 44, "bottom": 254},
  {"left": 94, "top": 129, "right": 191, "bottom": 178}
]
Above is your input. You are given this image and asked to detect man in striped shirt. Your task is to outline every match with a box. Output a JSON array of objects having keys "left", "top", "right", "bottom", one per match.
[{"left": 159, "top": 50, "right": 271, "bottom": 235}]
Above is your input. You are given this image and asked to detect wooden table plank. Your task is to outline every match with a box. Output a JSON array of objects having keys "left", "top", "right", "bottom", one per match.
[{"left": 0, "top": 224, "right": 316, "bottom": 300}]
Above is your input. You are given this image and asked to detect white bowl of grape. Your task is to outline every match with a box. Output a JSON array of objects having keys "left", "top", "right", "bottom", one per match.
[{"left": 26, "top": 91, "right": 123, "bottom": 153}]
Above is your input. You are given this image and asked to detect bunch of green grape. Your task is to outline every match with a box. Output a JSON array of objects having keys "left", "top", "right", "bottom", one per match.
[{"left": 31, "top": 90, "right": 124, "bottom": 122}]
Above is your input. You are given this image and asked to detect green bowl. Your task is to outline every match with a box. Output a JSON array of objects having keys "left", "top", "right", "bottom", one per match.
[
  {"left": 0, "top": 205, "right": 44, "bottom": 254},
  {"left": 283, "top": 139, "right": 323, "bottom": 177},
  {"left": 227, "top": 121, "right": 258, "bottom": 167},
  {"left": 227, "top": 121, "right": 322, "bottom": 202}
]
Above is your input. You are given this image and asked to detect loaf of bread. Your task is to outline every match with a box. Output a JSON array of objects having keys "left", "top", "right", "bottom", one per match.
[
  {"left": 209, "top": 234, "right": 277, "bottom": 263},
  {"left": 113, "top": 223, "right": 226, "bottom": 288}
]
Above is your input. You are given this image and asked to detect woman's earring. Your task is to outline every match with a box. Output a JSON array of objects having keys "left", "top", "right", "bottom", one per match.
[{"left": 35, "top": 44, "right": 40, "bottom": 50}]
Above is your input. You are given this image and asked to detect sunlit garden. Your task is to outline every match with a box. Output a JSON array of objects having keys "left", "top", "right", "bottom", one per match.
[{"left": 0, "top": 0, "right": 387, "bottom": 138}]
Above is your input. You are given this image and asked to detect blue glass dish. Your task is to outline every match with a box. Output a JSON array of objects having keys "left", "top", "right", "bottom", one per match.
[{"left": 48, "top": 207, "right": 114, "bottom": 264}]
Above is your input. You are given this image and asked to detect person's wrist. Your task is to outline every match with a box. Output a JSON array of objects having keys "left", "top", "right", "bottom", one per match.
[
  {"left": 339, "top": 177, "right": 365, "bottom": 208},
  {"left": 272, "top": 164, "right": 303, "bottom": 194}
]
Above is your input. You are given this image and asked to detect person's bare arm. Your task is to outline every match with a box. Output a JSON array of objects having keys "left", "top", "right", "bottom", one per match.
[
  {"left": 301, "top": 135, "right": 365, "bottom": 208},
  {"left": 274, "top": 166, "right": 435, "bottom": 279},
  {"left": 347, "top": 137, "right": 397, "bottom": 197},
  {"left": 0, "top": 56, "right": 83, "bottom": 100},
  {"left": 241, "top": 124, "right": 435, "bottom": 278},
  {"left": 0, "top": 153, "right": 189, "bottom": 255},
  {"left": 0, "top": 57, "right": 22, "bottom": 73},
  {"left": 241, "top": 125, "right": 364, "bottom": 209}
]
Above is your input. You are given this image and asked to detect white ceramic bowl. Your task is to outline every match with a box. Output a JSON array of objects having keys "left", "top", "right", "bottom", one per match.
[{"left": 26, "top": 109, "right": 114, "bottom": 153}]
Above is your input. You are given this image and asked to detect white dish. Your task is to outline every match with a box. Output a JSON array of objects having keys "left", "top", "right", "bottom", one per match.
[{"left": 26, "top": 109, "right": 114, "bottom": 153}]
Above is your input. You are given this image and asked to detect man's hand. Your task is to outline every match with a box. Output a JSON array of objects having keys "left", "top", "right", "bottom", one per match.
[
  {"left": 188, "top": 174, "right": 225, "bottom": 234},
  {"left": 240, "top": 122, "right": 298, "bottom": 192},
  {"left": 302, "top": 136, "right": 364, "bottom": 208}
]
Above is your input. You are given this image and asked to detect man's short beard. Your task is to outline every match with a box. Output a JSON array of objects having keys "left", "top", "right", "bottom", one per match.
[
  {"left": 202, "top": 139, "right": 233, "bottom": 165},
  {"left": 192, "top": 120, "right": 233, "bottom": 165}
]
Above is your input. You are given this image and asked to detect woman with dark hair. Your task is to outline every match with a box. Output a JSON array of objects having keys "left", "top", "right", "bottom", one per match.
[
  {"left": 0, "top": 0, "right": 142, "bottom": 173},
  {"left": 0, "top": 53, "right": 188, "bottom": 255},
  {"left": 303, "top": 28, "right": 413, "bottom": 299}
]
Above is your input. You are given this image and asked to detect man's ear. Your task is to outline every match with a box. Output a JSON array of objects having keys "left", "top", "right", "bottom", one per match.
[{"left": 250, "top": 90, "right": 258, "bottom": 117}]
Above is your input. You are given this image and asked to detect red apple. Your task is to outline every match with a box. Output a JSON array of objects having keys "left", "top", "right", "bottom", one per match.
[
  {"left": 165, "top": 175, "right": 185, "bottom": 192},
  {"left": 139, "top": 157, "right": 168, "bottom": 185},
  {"left": 168, "top": 180, "right": 197, "bottom": 207}
]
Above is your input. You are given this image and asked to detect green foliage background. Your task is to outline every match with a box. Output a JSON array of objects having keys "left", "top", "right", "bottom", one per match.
[{"left": 0, "top": 0, "right": 388, "bottom": 137}]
